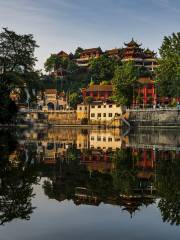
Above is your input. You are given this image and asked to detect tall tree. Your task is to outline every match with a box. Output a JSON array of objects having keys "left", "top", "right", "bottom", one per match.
[
  {"left": 0, "top": 28, "right": 39, "bottom": 123},
  {"left": 112, "top": 61, "right": 138, "bottom": 107},
  {"left": 156, "top": 32, "right": 180, "bottom": 98}
]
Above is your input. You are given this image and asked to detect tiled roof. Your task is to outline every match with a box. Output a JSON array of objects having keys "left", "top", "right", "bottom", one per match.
[
  {"left": 81, "top": 48, "right": 102, "bottom": 54},
  {"left": 86, "top": 84, "right": 113, "bottom": 92},
  {"left": 45, "top": 89, "right": 57, "bottom": 94},
  {"left": 57, "top": 51, "right": 69, "bottom": 57}
]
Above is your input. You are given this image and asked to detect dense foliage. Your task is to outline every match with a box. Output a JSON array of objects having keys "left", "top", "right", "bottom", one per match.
[
  {"left": 112, "top": 61, "right": 139, "bottom": 107},
  {"left": 156, "top": 32, "right": 180, "bottom": 98},
  {"left": 89, "top": 54, "right": 117, "bottom": 84},
  {"left": 0, "top": 28, "right": 40, "bottom": 123}
]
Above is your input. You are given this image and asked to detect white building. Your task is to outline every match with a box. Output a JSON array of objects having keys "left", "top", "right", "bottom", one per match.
[{"left": 90, "top": 101, "right": 122, "bottom": 124}]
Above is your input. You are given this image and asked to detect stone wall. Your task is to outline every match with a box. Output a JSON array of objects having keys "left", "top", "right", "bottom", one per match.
[{"left": 127, "top": 109, "right": 180, "bottom": 127}]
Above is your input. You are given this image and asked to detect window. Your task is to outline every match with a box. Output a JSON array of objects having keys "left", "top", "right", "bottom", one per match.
[
  {"left": 91, "top": 105, "right": 95, "bottom": 108},
  {"left": 91, "top": 113, "right": 95, "bottom": 117},
  {"left": 97, "top": 113, "right": 101, "bottom": 118},
  {"left": 109, "top": 105, "right": 112, "bottom": 108},
  {"left": 91, "top": 136, "right": 94, "bottom": 141},
  {"left": 98, "top": 105, "right": 101, "bottom": 108},
  {"left": 103, "top": 113, "right": 106, "bottom": 117},
  {"left": 79, "top": 107, "right": 82, "bottom": 110},
  {"left": 103, "top": 137, "right": 106, "bottom": 142},
  {"left": 97, "top": 136, "right": 101, "bottom": 141},
  {"left": 103, "top": 105, "right": 106, "bottom": 108},
  {"left": 109, "top": 113, "right": 112, "bottom": 117},
  {"left": 108, "top": 138, "right": 112, "bottom": 142},
  {"left": 85, "top": 107, "right": 87, "bottom": 110}
]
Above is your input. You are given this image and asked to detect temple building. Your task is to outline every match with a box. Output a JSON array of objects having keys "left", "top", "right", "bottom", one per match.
[
  {"left": 122, "top": 39, "right": 158, "bottom": 72},
  {"left": 37, "top": 89, "right": 68, "bottom": 110},
  {"left": 133, "top": 77, "right": 156, "bottom": 108},
  {"left": 81, "top": 84, "right": 113, "bottom": 101},
  {"left": 57, "top": 51, "right": 69, "bottom": 60},
  {"left": 105, "top": 48, "right": 122, "bottom": 60},
  {"left": 76, "top": 48, "right": 102, "bottom": 67}
]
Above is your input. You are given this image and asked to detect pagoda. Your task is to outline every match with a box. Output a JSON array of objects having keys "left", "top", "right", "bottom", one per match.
[{"left": 122, "top": 38, "right": 144, "bottom": 64}]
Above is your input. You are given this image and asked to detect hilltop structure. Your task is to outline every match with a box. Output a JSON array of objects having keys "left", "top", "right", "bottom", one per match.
[
  {"left": 122, "top": 39, "right": 158, "bottom": 72},
  {"left": 76, "top": 47, "right": 103, "bottom": 67}
]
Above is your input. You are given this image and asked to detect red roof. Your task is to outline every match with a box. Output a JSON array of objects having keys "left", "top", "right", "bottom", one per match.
[{"left": 86, "top": 85, "right": 112, "bottom": 92}]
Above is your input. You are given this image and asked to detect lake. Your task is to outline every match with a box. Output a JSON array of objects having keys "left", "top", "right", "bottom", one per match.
[{"left": 0, "top": 127, "right": 180, "bottom": 240}]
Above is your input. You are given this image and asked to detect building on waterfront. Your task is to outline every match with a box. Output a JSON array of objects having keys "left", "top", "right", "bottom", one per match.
[
  {"left": 37, "top": 89, "right": 68, "bottom": 110},
  {"left": 76, "top": 47, "right": 102, "bottom": 67},
  {"left": 122, "top": 39, "right": 158, "bottom": 72},
  {"left": 81, "top": 84, "right": 113, "bottom": 101},
  {"left": 77, "top": 101, "right": 123, "bottom": 126},
  {"left": 76, "top": 104, "right": 90, "bottom": 121},
  {"left": 90, "top": 101, "right": 122, "bottom": 125},
  {"left": 133, "top": 77, "right": 156, "bottom": 108}
]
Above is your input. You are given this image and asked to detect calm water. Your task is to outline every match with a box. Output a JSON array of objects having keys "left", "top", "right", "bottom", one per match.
[{"left": 0, "top": 127, "right": 180, "bottom": 240}]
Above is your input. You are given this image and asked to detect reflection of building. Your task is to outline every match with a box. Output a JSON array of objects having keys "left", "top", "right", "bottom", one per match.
[
  {"left": 89, "top": 129, "right": 122, "bottom": 151},
  {"left": 76, "top": 48, "right": 102, "bottom": 67},
  {"left": 82, "top": 84, "right": 113, "bottom": 101}
]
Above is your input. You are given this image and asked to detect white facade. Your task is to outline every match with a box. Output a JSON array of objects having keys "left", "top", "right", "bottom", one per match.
[
  {"left": 90, "top": 102, "right": 122, "bottom": 122},
  {"left": 89, "top": 130, "right": 122, "bottom": 151}
]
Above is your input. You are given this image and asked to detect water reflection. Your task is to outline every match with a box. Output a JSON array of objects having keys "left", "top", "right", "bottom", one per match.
[
  {"left": 0, "top": 127, "right": 180, "bottom": 228},
  {"left": 0, "top": 130, "right": 39, "bottom": 225}
]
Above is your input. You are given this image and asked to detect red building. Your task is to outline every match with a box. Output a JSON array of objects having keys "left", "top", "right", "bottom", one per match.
[
  {"left": 82, "top": 84, "right": 113, "bottom": 101},
  {"left": 133, "top": 77, "right": 156, "bottom": 108}
]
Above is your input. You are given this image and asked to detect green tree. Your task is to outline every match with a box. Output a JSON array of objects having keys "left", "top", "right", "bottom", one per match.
[
  {"left": 74, "top": 47, "right": 84, "bottom": 59},
  {"left": 112, "top": 61, "right": 138, "bottom": 106},
  {"left": 69, "top": 92, "right": 82, "bottom": 109},
  {"left": 0, "top": 28, "right": 39, "bottom": 123},
  {"left": 44, "top": 54, "right": 68, "bottom": 73},
  {"left": 89, "top": 54, "right": 117, "bottom": 84},
  {"left": 156, "top": 32, "right": 180, "bottom": 98}
]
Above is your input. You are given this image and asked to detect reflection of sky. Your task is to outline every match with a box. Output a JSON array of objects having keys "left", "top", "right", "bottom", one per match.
[
  {"left": 0, "top": 0, "right": 180, "bottom": 70},
  {"left": 1, "top": 178, "right": 180, "bottom": 240}
]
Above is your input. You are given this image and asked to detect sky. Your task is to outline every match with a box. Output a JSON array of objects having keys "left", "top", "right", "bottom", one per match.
[{"left": 0, "top": 0, "right": 180, "bottom": 70}]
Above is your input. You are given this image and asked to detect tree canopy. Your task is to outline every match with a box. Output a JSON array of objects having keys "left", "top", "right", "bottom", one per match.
[
  {"left": 156, "top": 32, "right": 180, "bottom": 98},
  {"left": 89, "top": 54, "right": 117, "bottom": 84},
  {"left": 0, "top": 27, "right": 39, "bottom": 123},
  {"left": 112, "top": 61, "right": 139, "bottom": 107},
  {"left": 44, "top": 54, "right": 68, "bottom": 73}
]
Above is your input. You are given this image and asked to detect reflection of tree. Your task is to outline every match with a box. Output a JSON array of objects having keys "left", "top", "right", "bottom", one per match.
[
  {"left": 111, "top": 149, "right": 138, "bottom": 195},
  {"left": 157, "top": 153, "right": 180, "bottom": 225},
  {"left": 0, "top": 130, "right": 39, "bottom": 225}
]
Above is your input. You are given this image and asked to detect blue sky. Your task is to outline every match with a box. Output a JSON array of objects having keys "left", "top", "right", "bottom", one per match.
[{"left": 0, "top": 0, "right": 180, "bottom": 70}]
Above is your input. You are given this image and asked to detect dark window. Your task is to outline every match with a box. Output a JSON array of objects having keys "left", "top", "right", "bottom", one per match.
[
  {"left": 109, "top": 105, "right": 112, "bottom": 108},
  {"left": 91, "top": 113, "right": 95, "bottom": 117},
  {"left": 109, "top": 113, "right": 112, "bottom": 117},
  {"left": 97, "top": 113, "right": 101, "bottom": 118},
  {"left": 98, "top": 105, "right": 101, "bottom": 108},
  {"left": 103, "top": 113, "right": 106, "bottom": 117}
]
